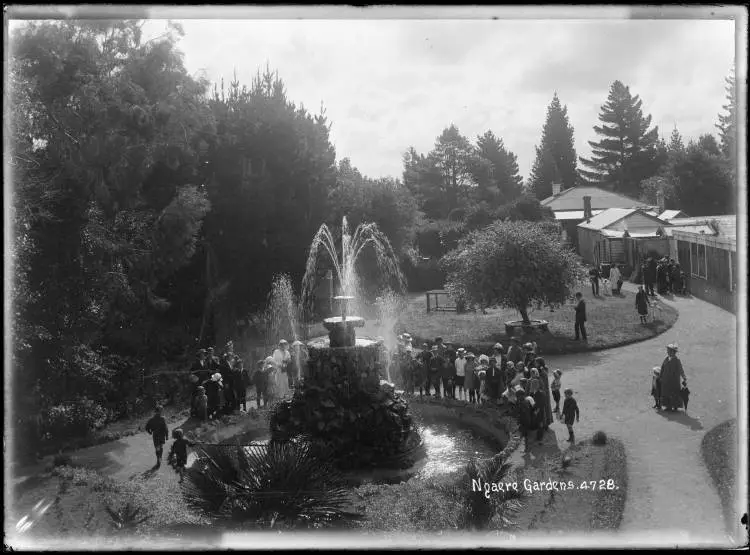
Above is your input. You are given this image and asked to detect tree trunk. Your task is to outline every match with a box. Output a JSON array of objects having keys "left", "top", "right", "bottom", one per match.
[{"left": 518, "top": 305, "right": 531, "bottom": 325}]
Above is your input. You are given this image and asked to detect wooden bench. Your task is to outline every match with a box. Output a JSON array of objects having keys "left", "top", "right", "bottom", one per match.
[{"left": 425, "top": 290, "right": 457, "bottom": 313}]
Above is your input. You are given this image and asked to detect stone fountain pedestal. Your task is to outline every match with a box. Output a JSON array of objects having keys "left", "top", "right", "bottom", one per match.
[{"left": 270, "top": 300, "right": 421, "bottom": 470}]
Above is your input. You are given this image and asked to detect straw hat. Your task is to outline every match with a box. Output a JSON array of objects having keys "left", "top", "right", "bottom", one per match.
[
  {"left": 477, "top": 354, "right": 490, "bottom": 365},
  {"left": 399, "top": 333, "right": 412, "bottom": 342},
  {"left": 431, "top": 345, "right": 438, "bottom": 352},
  {"left": 523, "top": 342, "right": 534, "bottom": 351},
  {"left": 197, "top": 348, "right": 206, "bottom": 355},
  {"left": 212, "top": 373, "right": 222, "bottom": 381},
  {"left": 506, "top": 361, "right": 515, "bottom": 370},
  {"left": 466, "top": 352, "right": 476, "bottom": 359},
  {"left": 652, "top": 366, "right": 661, "bottom": 375},
  {"left": 493, "top": 343, "right": 503, "bottom": 350},
  {"left": 279, "top": 339, "right": 289, "bottom": 346},
  {"left": 291, "top": 340, "right": 304, "bottom": 347},
  {"left": 553, "top": 369, "right": 562, "bottom": 377},
  {"left": 666, "top": 343, "right": 678, "bottom": 351},
  {"left": 457, "top": 347, "right": 466, "bottom": 354},
  {"left": 530, "top": 368, "right": 540, "bottom": 378}
]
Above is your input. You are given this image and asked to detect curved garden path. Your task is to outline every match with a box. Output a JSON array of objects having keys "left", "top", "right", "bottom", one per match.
[
  {"left": 11, "top": 286, "right": 739, "bottom": 546},
  {"left": 540, "top": 283, "right": 738, "bottom": 545}
]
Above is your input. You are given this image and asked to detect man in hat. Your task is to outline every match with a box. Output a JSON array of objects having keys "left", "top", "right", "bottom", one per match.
[
  {"left": 659, "top": 344, "right": 686, "bottom": 411},
  {"left": 428, "top": 345, "right": 443, "bottom": 398},
  {"left": 573, "top": 292, "right": 587, "bottom": 342},
  {"left": 507, "top": 338, "right": 523, "bottom": 365},
  {"left": 202, "top": 373, "right": 222, "bottom": 419}
]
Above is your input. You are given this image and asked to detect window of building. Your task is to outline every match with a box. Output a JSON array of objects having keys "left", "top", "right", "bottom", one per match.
[{"left": 690, "top": 242, "right": 707, "bottom": 279}]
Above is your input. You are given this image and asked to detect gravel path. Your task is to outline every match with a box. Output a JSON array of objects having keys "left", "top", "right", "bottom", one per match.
[
  {"left": 12, "top": 286, "right": 739, "bottom": 546},
  {"left": 543, "top": 284, "right": 738, "bottom": 546}
]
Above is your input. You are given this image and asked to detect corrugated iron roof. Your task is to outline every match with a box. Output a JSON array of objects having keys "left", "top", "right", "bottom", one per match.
[
  {"left": 668, "top": 215, "right": 736, "bottom": 239},
  {"left": 541, "top": 186, "right": 656, "bottom": 212},
  {"left": 553, "top": 209, "right": 605, "bottom": 220},
  {"left": 578, "top": 208, "right": 638, "bottom": 230},
  {"left": 658, "top": 209, "right": 687, "bottom": 220}
]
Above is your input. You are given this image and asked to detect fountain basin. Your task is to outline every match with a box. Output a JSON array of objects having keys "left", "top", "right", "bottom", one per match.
[
  {"left": 322, "top": 316, "right": 366, "bottom": 329},
  {"left": 306, "top": 335, "right": 380, "bottom": 349}
]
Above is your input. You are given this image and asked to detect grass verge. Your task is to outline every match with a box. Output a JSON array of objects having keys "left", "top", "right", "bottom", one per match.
[
  {"left": 590, "top": 438, "right": 627, "bottom": 530},
  {"left": 701, "top": 419, "right": 737, "bottom": 536},
  {"left": 395, "top": 290, "right": 678, "bottom": 355}
]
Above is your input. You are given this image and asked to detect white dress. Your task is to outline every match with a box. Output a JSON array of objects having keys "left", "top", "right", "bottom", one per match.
[{"left": 272, "top": 348, "right": 292, "bottom": 398}]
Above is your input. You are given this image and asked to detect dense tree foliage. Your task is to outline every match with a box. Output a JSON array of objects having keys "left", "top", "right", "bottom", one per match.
[
  {"left": 442, "top": 221, "right": 584, "bottom": 324},
  {"left": 202, "top": 67, "right": 337, "bottom": 337},
  {"left": 579, "top": 81, "right": 664, "bottom": 196},
  {"left": 10, "top": 20, "right": 212, "bottom": 434},
  {"left": 403, "top": 124, "right": 523, "bottom": 222},
  {"left": 716, "top": 67, "right": 737, "bottom": 175},
  {"left": 528, "top": 93, "right": 578, "bottom": 199}
]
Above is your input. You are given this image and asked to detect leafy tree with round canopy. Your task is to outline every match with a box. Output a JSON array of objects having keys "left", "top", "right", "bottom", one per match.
[{"left": 441, "top": 221, "right": 584, "bottom": 325}]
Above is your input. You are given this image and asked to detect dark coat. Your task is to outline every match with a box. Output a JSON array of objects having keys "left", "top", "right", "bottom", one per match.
[
  {"left": 635, "top": 290, "right": 649, "bottom": 315},
  {"left": 203, "top": 379, "right": 221, "bottom": 408},
  {"left": 575, "top": 299, "right": 587, "bottom": 323},
  {"left": 507, "top": 345, "right": 523, "bottom": 364},
  {"left": 145, "top": 415, "right": 169, "bottom": 443},
  {"left": 518, "top": 396, "right": 534, "bottom": 430},
  {"left": 190, "top": 360, "right": 211, "bottom": 383},
  {"left": 660, "top": 356, "right": 686, "bottom": 407},
  {"left": 562, "top": 397, "right": 579, "bottom": 426},
  {"left": 537, "top": 367, "right": 554, "bottom": 426}
]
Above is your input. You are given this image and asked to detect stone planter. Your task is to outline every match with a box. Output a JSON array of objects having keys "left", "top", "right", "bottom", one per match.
[{"left": 504, "top": 319, "right": 549, "bottom": 337}]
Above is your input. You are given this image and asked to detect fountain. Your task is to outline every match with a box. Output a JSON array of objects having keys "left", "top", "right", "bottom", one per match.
[{"left": 270, "top": 217, "right": 421, "bottom": 471}]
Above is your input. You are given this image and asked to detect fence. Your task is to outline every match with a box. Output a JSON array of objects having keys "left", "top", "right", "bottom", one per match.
[{"left": 425, "top": 290, "right": 457, "bottom": 312}]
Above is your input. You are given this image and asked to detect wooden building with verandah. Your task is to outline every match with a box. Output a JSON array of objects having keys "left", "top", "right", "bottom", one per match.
[{"left": 668, "top": 215, "right": 737, "bottom": 313}]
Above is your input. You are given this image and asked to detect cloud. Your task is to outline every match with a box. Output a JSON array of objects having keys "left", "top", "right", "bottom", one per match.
[{"left": 160, "top": 16, "right": 736, "bottom": 182}]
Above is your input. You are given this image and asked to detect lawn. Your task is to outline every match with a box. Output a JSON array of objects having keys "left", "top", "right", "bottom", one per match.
[{"left": 388, "top": 289, "right": 678, "bottom": 355}]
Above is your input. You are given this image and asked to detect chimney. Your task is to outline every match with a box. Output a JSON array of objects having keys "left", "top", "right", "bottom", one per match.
[
  {"left": 583, "top": 195, "right": 592, "bottom": 220},
  {"left": 656, "top": 189, "right": 665, "bottom": 214},
  {"left": 552, "top": 182, "right": 562, "bottom": 196}
]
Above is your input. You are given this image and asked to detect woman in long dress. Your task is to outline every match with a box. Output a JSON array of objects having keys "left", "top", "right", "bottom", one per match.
[
  {"left": 272, "top": 340, "right": 292, "bottom": 398},
  {"left": 659, "top": 344, "right": 686, "bottom": 411}
]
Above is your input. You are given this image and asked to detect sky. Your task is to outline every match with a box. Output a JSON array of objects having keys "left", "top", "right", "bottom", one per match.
[{"left": 12, "top": 6, "right": 741, "bottom": 182}]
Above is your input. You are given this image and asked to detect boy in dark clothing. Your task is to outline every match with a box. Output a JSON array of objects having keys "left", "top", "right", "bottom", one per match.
[
  {"left": 219, "top": 353, "right": 236, "bottom": 413},
  {"left": 145, "top": 407, "right": 169, "bottom": 468},
  {"left": 202, "top": 375, "right": 221, "bottom": 419},
  {"left": 487, "top": 357, "right": 502, "bottom": 402},
  {"left": 167, "top": 429, "right": 199, "bottom": 483},
  {"left": 562, "top": 388, "right": 580, "bottom": 443},
  {"left": 574, "top": 292, "right": 587, "bottom": 341},
  {"left": 252, "top": 360, "right": 269, "bottom": 409},
  {"left": 233, "top": 356, "right": 248, "bottom": 411},
  {"left": 428, "top": 346, "right": 443, "bottom": 398}
]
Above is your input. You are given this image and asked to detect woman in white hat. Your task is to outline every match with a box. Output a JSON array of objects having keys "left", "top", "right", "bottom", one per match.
[
  {"left": 659, "top": 344, "right": 686, "bottom": 411},
  {"left": 272, "top": 340, "right": 292, "bottom": 398}
]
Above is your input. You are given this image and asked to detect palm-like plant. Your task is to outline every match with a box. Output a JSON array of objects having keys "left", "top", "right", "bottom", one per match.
[
  {"left": 431, "top": 455, "right": 524, "bottom": 530},
  {"left": 182, "top": 439, "right": 359, "bottom": 529},
  {"left": 105, "top": 502, "right": 151, "bottom": 531}
]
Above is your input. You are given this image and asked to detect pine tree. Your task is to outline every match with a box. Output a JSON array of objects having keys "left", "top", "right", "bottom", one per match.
[
  {"left": 667, "top": 126, "right": 684, "bottom": 153},
  {"left": 579, "top": 81, "right": 660, "bottom": 196},
  {"left": 472, "top": 130, "right": 523, "bottom": 204},
  {"left": 528, "top": 93, "right": 578, "bottom": 199}
]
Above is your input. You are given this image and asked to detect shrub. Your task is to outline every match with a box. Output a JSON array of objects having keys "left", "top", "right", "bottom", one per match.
[
  {"left": 41, "top": 398, "right": 109, "bottom": 441},
  {"left": 593, "top": 431, "right": 608, "bottom": 445},
  {"left": 105, "top": 502, "right": 151, "bottom": 531},
  {"left": 431, "top": 455, "right": 524, "bottom": 530},
  {"left": 183, "top": 440, "right": 358, "bottom": 529}
]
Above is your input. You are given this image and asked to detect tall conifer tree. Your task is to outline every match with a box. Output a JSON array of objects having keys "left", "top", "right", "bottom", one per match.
[
  {"left": 579, "top": 81, "right": 660, "bottom": 196},
  {"left": 528, "top": 93, "right": 578, "bottom": 199}
]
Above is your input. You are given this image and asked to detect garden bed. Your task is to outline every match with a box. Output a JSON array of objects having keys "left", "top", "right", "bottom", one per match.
[
  {"left": 701, "top": 419, "right": 738, "bottom": 536},
  {"left": 513, "top": 436, "right": 628, "bottom": 534},
  {"left": 396, "top": 290, "right": 678, "bottom": 354}
]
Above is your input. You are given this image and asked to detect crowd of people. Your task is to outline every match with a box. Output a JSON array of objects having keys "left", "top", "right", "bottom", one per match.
[
  {"left": 188, "top": 339, "right": 309, "bottom": 421},
  {"left": 641, "top": 257, "right": 687, "bottom": 296},
  {"left": 391, "top": 334, "right": 580, "bottom": 447}
]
